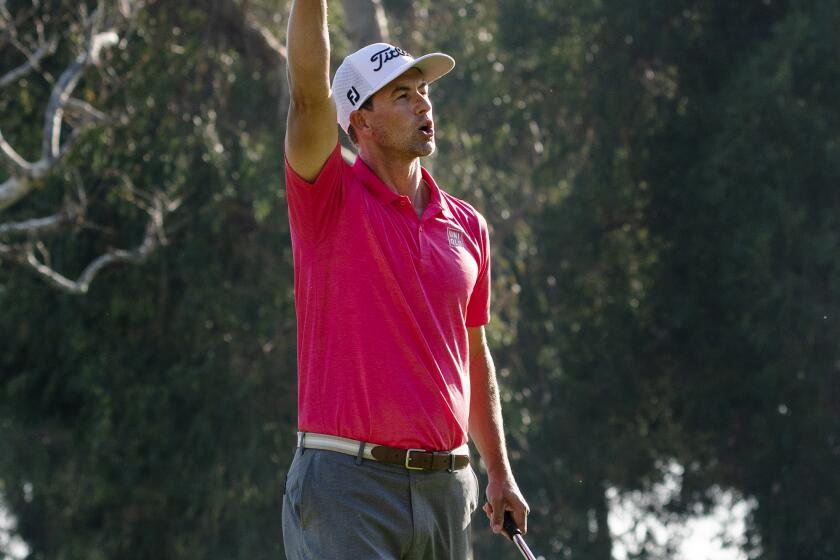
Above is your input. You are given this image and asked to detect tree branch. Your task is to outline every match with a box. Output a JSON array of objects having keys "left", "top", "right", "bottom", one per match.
[
  {"left": 215, "top": 0, "right": 287, "bottom": 64},
  {"left": 0, "top": 35, "right": 58, "bottom": 88},
  {"left": 0, "top": 128, "right": 40, "bottom": 176},
  {"left": 43, "top": 55, "right": 85, "bottom": 159},
  {"left": 0, "top": 1, "right": 180, "bottom": 295},
  {"left": 0, "top": 208, "right": 78, "bottom": 237},
  {"left": 0, "top": 176, "right": 31, "bottom": 212},
  {"left": 244, "top": 12, "right": 287, "bottom": 60},
  {"left": 0, "top": 128, "right": 82, "bottom": 211},
  {"left": 64, "top": 97, "right": 110, "bottom": 127},
  {"left": 0, "top": 13, "right": 119, "bottom": 210},
  {"left": 20, "top": 192, "right": 180, "bottom": 294}
]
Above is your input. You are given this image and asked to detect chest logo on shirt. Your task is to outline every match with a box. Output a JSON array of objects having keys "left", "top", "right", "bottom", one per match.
[{"left": 447, "top": 227, "right": 465, "bottom": 248}]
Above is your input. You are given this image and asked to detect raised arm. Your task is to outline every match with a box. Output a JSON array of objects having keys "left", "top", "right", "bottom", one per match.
[{"left": 285, "top": 0, "right": 339, "bottom": 181}]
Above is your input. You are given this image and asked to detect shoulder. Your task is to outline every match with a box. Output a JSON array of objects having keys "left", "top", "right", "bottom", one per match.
[
  {"left": 440, "top": 189, "right": 489, "bottom": 237},
  {"left": 284, "top": 141, "right": 351, "bottom": 191}
]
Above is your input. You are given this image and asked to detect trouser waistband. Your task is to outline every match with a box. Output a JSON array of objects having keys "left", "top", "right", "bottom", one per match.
[{"left": 297, "top": 432, "right": 471, "bottom": 472}]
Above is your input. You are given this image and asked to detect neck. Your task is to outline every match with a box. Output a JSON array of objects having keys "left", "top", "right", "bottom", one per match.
[{"left": 358, "top": 148, "right": 427, "bottom": 207}]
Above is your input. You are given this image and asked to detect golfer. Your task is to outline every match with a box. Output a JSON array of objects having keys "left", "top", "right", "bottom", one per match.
[{"left": 282, "top": 1, "right": 529, "bottom": 557}]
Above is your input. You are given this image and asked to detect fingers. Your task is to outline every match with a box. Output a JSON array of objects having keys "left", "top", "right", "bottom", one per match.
[
  {"left": 511, "top": 493, "right": 529, "bottom": 535},
  {"left": 483, "top": 502, "right": 493, "bottom": 520},
  {"left": 489, "top": 497, "right": 505, "bottom": 534},
  {"left": 500, "top": 496, "right": 529, "bottom": 535},
  {"left": 484, "top": 479, "right": 530, "bottom": 537},
  {"left": 514, "top": 505, "right": 528, "bottom": 535}
]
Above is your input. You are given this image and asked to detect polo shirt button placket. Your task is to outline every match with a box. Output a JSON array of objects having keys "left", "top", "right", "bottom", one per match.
[{"left": 418, "top": 222, "right": 426, "bottom": 258}]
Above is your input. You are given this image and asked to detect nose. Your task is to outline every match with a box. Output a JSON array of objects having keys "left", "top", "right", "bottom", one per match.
[{"left": 415, "top": 92, "right": 431, "bottom": 115}]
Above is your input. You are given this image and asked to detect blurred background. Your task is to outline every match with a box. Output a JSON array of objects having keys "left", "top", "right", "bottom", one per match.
[{"left": 1, "top": 0, "right": 839, "bottom": 558}]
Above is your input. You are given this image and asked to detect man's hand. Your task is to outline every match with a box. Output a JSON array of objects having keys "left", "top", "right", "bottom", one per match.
[{"left": 483, "top": 474, "right": 530, "bottom": 535}]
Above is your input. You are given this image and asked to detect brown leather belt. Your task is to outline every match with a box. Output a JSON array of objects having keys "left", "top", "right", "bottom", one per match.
[
  {"left": 298, "top": 432, "right": 470, "bottom": 472},
  {"left": 371, "top": 446, "right": 471, "bottom": 471}
]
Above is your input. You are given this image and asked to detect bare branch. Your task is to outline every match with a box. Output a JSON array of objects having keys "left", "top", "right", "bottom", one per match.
[
  {"left": 215, "top": 0, "right": 287, "bottom": 66},
  {"left": 0, "top": 10, "right": 120, "bottom": 210},
  {"left": 0, "top": 35, "right": 58, "bottom": 88},
  {"left": 245, "top": 13, "right": 287, "bottom": 60},
  {"left": 0, "top": 176, "right": 32, "bottom": 211},
  {"left": 0, "top": 1, "right": 176, "bottom": 295},
  {"left": 89, "top": 30, "right": 118, "bottom": 64},
  {"left": 38, "top": 6, "right": 120, "bottom": 160},
  {"left": 64, "top": 97, "right": 110, "bottom": 126},
  {"left": 0, "top": 209, "right": 78, "bottom": 237},
  {"left": 43, "top": 55, "right": 85, "bottom": 159},
  {"left": 0, "top": 0, "right": 57, "bottom": 85},
  {"left": 0, "top": 128, "right": 83, "bottom": 211},
  {"left": 0, "top": 129, "right": 39, "bottom": 175},
  {"left": 21, "top": 192, "right": 180, "bottom": 294}
]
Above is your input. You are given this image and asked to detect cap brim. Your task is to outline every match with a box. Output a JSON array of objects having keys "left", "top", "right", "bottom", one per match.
[
  {"left": 409, "top": 52, "right": 456, "bottom": 84},
  {"left": 356, "top": 52, "right": 456, "bottom": 108}
]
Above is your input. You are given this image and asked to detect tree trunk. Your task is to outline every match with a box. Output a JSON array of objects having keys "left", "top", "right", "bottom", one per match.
[{"left": 341, "top": 0, "right": 390, "bottom": 47}]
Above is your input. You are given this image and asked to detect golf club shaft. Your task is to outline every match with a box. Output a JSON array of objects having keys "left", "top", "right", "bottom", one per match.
[
  {"left": 503, "top": 511, "right": 538, "bottom": 560},
  {"left": 512, "top": 534, "right": 538, "bottom": 560}
]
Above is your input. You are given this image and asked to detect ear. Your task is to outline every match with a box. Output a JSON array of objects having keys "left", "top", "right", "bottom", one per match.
[{"left": 348, "top": 109, "right": 371, "bottom": 138}]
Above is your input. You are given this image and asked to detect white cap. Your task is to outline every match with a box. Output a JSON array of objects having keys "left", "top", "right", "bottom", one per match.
[{"left": 332, "top": 43, "right": 455, "bottom": 133}]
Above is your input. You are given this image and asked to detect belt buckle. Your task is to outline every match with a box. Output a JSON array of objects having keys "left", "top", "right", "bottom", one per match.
[
  {"left": 447, "top": 452, "right": 456, "bottom": 473},
  {"left": 405, "top": 448, "right": 426, "bottom": 470}
]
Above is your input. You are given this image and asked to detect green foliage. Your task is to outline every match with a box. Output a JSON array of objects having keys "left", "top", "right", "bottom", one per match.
[
  {"left": 2, "top": 1, "right": 839, "bottom": 559},
  {"left": 2, "top": 1, "right": 295, "bottom": 558}
]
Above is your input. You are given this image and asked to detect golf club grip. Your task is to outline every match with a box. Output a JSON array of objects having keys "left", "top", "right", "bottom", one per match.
[{"left": 502, "top": 511, "right": 521, "bottom": 539}]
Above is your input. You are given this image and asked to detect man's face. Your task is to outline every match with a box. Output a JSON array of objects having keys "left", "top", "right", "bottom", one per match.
[{"left": 362, "top": 68, "right": 436, "bottom": 158}]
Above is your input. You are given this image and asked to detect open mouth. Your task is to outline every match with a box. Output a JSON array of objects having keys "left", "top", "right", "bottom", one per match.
[{"left": 418, "top": 123, "right": 434, "bottom": 138}]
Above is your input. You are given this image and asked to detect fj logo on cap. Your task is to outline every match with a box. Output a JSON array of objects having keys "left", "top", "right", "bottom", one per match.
[
  {"left": 447, "top": 227, "right": 465, "bottom": 248},
  {"left": 347, "top": 86, "right": 360, "bottom": 106},
  {"left": 370, "top": 46, "right": 410, "bottom": 72}
]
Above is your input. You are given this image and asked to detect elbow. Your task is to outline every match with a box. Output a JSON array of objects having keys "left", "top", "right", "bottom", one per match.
[{"left": 288, "top": 78, "right": 332, "bottom": 110}]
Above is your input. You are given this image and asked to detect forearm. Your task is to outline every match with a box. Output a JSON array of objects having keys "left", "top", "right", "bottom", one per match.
[
  {"left": 286, "top": 0, "right": 331, "bottom": 103},
  {"left": 468, "top": 341, "right": 512, "bottom": 480},
  {"left": 467, "top": 326, "right": 529, "bottom": 533}
]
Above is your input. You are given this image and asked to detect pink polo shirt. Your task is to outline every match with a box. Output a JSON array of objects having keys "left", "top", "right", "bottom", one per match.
[{"left": 284, "top": 142, "right": 491, "bottom": 450}]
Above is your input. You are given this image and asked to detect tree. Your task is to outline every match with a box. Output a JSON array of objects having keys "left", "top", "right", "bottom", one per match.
[
  {"left": 0, "top": 1, "right": 393, "bottom": 558},
  {"left": 0, "top": 0, "right": 185, "bottom": 294},
  {"left": 2, "top": 1, "right": 839, "bottom": 559}
]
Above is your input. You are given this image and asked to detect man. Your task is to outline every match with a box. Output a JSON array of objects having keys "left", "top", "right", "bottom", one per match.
[{"left": 282, "top": 1, "right": 529, "bottom": 558}]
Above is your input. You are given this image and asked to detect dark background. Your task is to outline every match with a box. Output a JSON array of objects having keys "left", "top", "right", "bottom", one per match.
[{"left": 1, "top": 1, "right": 838, "bottom": 558}]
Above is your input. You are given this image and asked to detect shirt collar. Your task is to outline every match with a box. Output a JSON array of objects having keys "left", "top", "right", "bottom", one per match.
[
  {"left": 420, "top": 166, "right": 454, "bottom": 219},
  {"left": 352, "top": 156, "right": 454, "bottom": 219}
]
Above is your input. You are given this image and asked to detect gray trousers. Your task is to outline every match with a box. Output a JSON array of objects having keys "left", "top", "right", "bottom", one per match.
[{"left": 282, "top": 447, "right": 480, "bottom": 559}]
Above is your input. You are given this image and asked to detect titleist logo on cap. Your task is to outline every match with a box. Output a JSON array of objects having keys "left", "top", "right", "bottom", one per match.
[{"left": 370, "top": 46, "right": 410, "bottom": 71}]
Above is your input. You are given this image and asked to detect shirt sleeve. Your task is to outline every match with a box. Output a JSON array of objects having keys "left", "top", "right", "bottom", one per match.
[
  {"left": 465, "top": 212, "right": 491, "bottom": 327},
  {"left": 284, "top": 141, "right": 347, "bottom": 246}
]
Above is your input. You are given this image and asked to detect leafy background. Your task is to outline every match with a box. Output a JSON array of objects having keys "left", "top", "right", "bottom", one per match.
[{"left": 1, "top": 1, "right": 838, "bottom": 558}]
